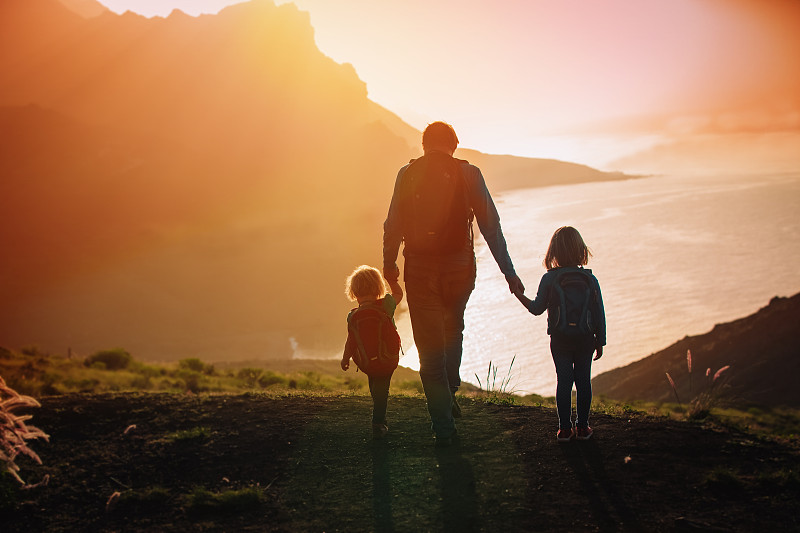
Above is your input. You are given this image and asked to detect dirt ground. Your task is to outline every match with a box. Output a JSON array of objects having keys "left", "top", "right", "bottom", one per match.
[{"left": 2, "top": 393, "right": 798, "bottom": 532}]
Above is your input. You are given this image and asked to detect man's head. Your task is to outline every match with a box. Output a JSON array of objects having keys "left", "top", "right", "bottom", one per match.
[{"left": 422, "top": 121, "right": 459, "bottom": 155}]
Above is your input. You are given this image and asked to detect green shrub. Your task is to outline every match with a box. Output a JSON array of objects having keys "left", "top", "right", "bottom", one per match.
[
  {"left": 130, "top": 375, "right": 152, "bottom": 389},
  {"left": 179, "top": 358, "right": 205, "bottom": 373},
  {"left": 20, "top": 346, "right": 47, "bottom": 357},
  {"left": 176, "top": 370, "right": 204, "bottom": 393},
  {"left": 84, "top": 349, "right": 132, "bottom": 371},
  {"left": 236, "top": 368, "right": 262, "bottom": 388},
  {"left": 258, "top": 371, "right": 285, "bottom": 388},
  {"left": 396, "top": 380, "right": 423, "bottom": 394}
]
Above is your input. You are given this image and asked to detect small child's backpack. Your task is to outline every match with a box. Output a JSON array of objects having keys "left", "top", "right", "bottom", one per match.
[
  {"left": 551, "top": 268, "right": 597, "bottom": 337},
  {"left": 346, "top": 303, "right": 401, "bottom": 376}
]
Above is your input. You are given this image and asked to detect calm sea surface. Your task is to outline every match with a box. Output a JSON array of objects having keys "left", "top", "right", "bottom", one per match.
[{"left": 397, "top": 172, "right": 800, "bottom": 395}]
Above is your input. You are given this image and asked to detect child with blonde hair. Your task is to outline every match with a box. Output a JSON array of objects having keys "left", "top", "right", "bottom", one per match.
[
  {"left": 341, "top": 265, "right": 404, "bottom": 439},
  {"left": 514, "top": 226, "right": 606, "bottom": 442}
]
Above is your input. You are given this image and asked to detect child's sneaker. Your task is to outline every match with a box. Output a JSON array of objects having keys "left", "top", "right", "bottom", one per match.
[
  {"left": 372, "top": 423, "right": 389, "bottom": 440},
  {"left": 556, "top": 428, "right": 574, "bottom": 442},
  {"left": 575, "top": 426, "right": 593, "bottom": 440}
]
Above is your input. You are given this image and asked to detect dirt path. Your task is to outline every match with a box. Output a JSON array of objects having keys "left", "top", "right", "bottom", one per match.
[{"left": 2, "top": 393, "right": 798, "bottom": 532}]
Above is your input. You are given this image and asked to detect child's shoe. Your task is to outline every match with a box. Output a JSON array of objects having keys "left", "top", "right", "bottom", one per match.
[
  {"left": 556, "top": 428, "right": 574, "bottom": 442},
  {"left": 372, "top": 423, "right": 389, "bottom": 440},
  {"left": 575, "top": 426, "right": 593, "bottom": 440}
]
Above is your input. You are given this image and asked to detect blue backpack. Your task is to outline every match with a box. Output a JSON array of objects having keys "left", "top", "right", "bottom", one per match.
[{"left": 551, "top": 268, "right": 597, "bottom": 337}]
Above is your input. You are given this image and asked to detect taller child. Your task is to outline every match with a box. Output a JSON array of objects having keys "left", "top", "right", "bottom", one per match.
[{"left": 383, "top": 121, "right": 524, "bottom": 446}]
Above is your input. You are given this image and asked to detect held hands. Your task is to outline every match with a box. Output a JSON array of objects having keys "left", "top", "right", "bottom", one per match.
[
  {"left": 383, "top": 264, "right": 400, "bottom": 284},
  {"left": 506, "top": 274, "right": 525, "bottom": 296},
  {"left": 507, "top": 274, "right": 531, "bottom": 308}
]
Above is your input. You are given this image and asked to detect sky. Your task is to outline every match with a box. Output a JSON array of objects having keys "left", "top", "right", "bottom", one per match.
[{"left": 97, "top": 0, "right": 799, "bottom": 168}]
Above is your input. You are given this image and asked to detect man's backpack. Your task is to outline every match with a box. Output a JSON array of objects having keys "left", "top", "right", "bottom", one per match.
[
  {"left": 398, "top": 152, "right": 473, "bottom": 255},
  {"left": 551, "top": 268, "right": 597, "bottom": 337},
  {"left": 346, "top": 304, "right": 401, "bottom": 376}
]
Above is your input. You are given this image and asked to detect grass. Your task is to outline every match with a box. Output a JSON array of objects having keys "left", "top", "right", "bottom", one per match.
[
  {"left": 110, "top": 484, "right": 265, "bottom": 516},
  {"left": 474, "top": 357, "right": 519, "bottom": 405},
  {"left": 183, "top": 486, "right": 265, "bottom": 514},
  {"left": 114, "top": 486, "right": 172, "bottom": 513},
  {"left": 0, "top": 346, "right": 423, "bottom": 397},
  {"left": 166, "top": 426, "right": 212, "bottom": 442},
  {"left": 2, "top": 346, "right": 799, "bottom": 445}
]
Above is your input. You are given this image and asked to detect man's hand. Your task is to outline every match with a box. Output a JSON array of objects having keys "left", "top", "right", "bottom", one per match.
[
  {"left": 506, "top": 274, "right": 525, "bottom": 296},
  {"left": 383, "top": 264, "right": 400, "bottom": 284},
  {"left": 594, "top": 345, "right": 603, "bottom": 361}
]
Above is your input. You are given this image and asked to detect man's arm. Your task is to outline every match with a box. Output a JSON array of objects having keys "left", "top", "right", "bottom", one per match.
[
  {"left": 463, "top": 164, "right": 524, "bottom": 294},
  {"left": 382, "top": 166, "right": 408, "bottom": 283}
]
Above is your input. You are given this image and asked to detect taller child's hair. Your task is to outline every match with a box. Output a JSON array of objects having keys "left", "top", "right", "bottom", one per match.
[
  {"left": 543, "top": 226, "right": 592, "bottom": 270},
  {"left": 345, "top": 265, "right": 388, "bottom": 302}
]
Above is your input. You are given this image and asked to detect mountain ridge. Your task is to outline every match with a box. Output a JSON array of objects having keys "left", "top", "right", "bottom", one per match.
[
  {"left": 592, "top": 292, "right": 800, "bottom": 408},
  {"left": 1, "top": 0, "right": 633, "bottom": 361}
]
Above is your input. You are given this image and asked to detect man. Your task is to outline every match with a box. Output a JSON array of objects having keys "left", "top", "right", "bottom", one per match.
[{"left": 383, "top": 121, "right": 524, "bottom": 446}]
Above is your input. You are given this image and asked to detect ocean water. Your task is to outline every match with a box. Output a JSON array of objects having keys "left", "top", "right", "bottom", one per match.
[{"left": 397, "top": 172, "right": 800, "bottom": 395}]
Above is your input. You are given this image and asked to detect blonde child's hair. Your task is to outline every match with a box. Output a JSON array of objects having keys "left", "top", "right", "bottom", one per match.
[
  {"left": 344, "top": 265, "right": 388, "bottom": 302},
  {"left": 543, "top": 226, "right": 592, "bottom": 270}
]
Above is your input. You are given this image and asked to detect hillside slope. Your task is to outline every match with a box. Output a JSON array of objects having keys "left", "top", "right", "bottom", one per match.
[
  {"left": 592, "top": 293, "right": 800, "bottom": 407},
  {"left": 2, "top": 394, "right": 798, "bottom": 531},
  {"left": 1, "top": 0, "right": 630, "bottom": 361}
]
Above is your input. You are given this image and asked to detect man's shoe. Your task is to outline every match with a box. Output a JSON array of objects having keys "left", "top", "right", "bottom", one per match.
[
  {"left": 556, "top": 428, "right": 574, "bottom": 442},
  {"left": 451, "top": 395, "right": 462, "bottom": 418},
  {"left": 434, "top": 429, "right": 458, "bottom": 448},
  {"left": 372, "top": 423, "right": 389, "bottom": 440},
  {"left": 575, "top": 426, "right": 593, "bottom": 440}
]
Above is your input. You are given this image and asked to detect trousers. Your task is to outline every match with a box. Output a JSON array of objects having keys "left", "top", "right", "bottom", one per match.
[
  {"left": 550, "top": 334, "right": 595, "bottom": 430},
  {"left": 405, "top": 257, "right": 475, "bottom": 438}
]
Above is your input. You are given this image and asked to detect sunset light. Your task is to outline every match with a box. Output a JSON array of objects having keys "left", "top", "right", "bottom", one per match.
[
  {"left": 97, "top": 0, "right": 800, "bottom": 168},
  {"left": 2, "top": 1, "right": 799, "bottom": 529}
]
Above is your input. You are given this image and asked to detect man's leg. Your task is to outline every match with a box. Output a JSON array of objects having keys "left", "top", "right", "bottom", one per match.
[
  {"left": 405, "top": 271, "right": 455, "bottom": 439},
  {"left": 441, "top": 266, "right": 475, "bottom": 393}
]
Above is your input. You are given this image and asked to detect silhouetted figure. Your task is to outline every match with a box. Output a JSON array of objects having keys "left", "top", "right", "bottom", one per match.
[
  {"left": 341, "top": 265, "right": 404, "bottom": 439},
  {"left": 514, "top": 226, "right": 606, "bottom": 441},
  {"left": 383, "top": 121, "right": 524, "bottom": 446}
]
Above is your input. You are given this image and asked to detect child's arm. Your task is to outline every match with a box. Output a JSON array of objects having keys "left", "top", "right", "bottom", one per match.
[
  {"left": 341, "top": 328, "right": 355, "bottom": 371},
  {"left": 592, "top": 276, "right": 606, "bottom": 360},
  {"left": 388, "top": 280, "right": 404, "bottom": 304},
  {"left": 514, "top": 291, "right": 533, "bottom": 309},
  {"left": 515, "top": 274, "right": 550, "bottom": 315}
]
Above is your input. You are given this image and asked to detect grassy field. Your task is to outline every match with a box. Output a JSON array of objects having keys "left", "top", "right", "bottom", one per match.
[
  {"left": 0, "top": 346, "right": 426, "bottom": 397},
  {"left": 2, "top": 391, "right": 799, "bottom": 532},
  {"left": 3, "top": 346, "right": 799, "bottom": 440},
  {"left": 2, "top": 345, "right": 800, "bottom": 531}
]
